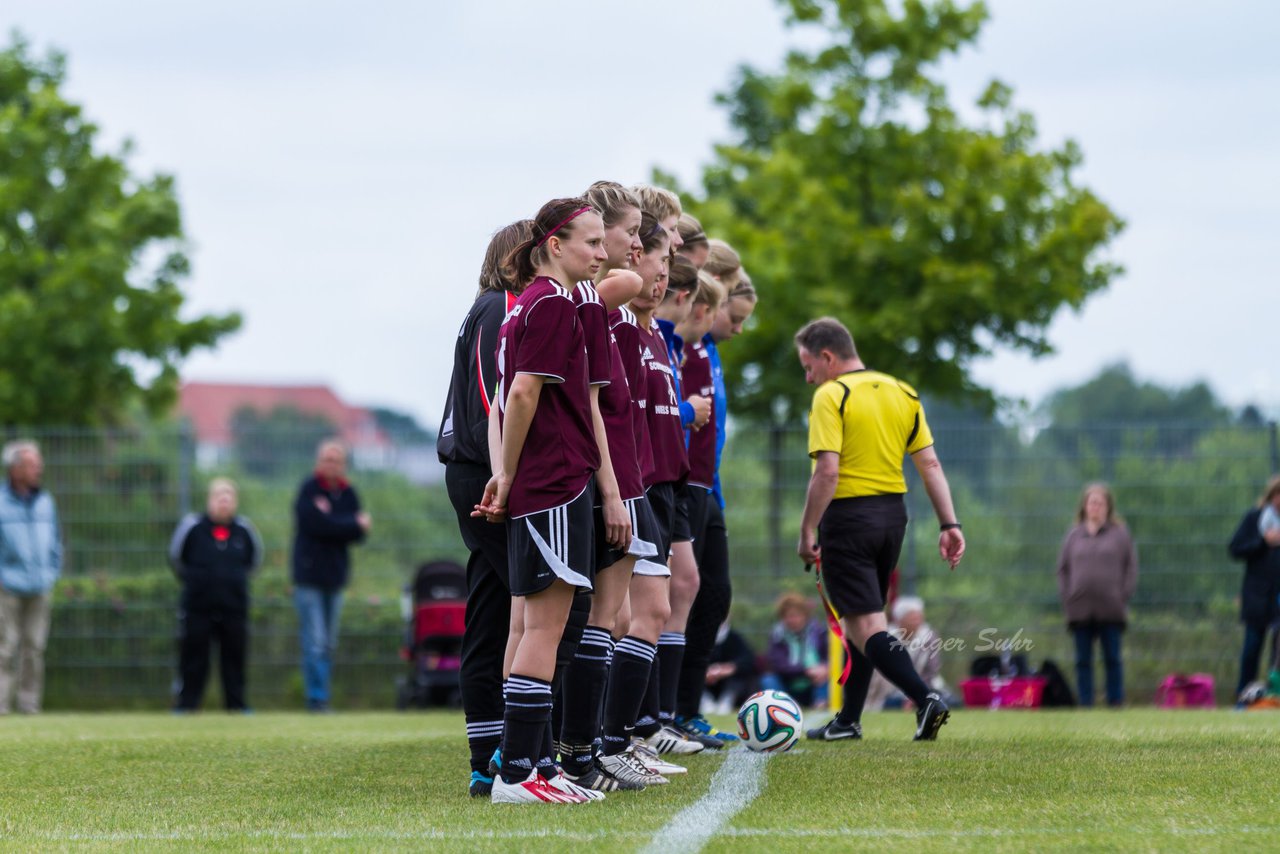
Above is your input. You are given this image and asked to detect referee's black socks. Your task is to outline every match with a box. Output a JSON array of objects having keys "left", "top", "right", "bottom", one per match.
[
  {"left": 863, "top": 631, "right": 930, "bottom": 708},
  {"left": 835, "top": 643, "right": 874, "bottom": 726}
]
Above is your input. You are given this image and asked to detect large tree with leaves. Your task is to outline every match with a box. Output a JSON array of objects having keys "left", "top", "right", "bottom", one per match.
[
  {"left": 673, "top": 0, "right": 1124, "bottom": 422},
  {"left": 0, "top": 36, "right": 240, "bottom": 426}
]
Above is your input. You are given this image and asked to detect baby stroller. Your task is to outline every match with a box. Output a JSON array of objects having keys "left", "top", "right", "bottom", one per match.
[{"left": 395, "top": 559, "right": 467, "bottom": 709}]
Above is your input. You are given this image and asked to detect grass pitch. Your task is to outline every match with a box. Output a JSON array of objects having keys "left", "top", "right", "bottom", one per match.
[{"left": 2, "top": 709, "right": 1278, "bottom": 852}]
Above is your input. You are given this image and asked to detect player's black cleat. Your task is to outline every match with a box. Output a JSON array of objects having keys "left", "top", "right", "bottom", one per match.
[
  {"left": 914, "top": 693, "right": 950, "bottom": 741},
  {"left": 805, "top": 717, "right": 862, "bottom": 741},
  {"left": 469, "top": 770, "right": 494, "bottom": 797}
]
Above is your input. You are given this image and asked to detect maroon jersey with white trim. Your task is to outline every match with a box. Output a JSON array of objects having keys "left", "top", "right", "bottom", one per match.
[
  {"left": 572, "top": 281, "right": 612, "bottom": 387},
  {"left": 682, "top": 338, "right": 717, "bottom": 490},
  {"left": 637, "top": 318, "right": 689, "bottom": 487},
  {"left": 594, "top": 306, "right": 645, "bottom": 501},
  {"left": 609, "top": 306, "right": 653, "bottom": 489},
  {"left": 497, "top": 276, "right": 599, "bottom": 517}
]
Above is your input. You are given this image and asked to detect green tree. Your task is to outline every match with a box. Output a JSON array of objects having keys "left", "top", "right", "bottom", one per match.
[
  {"left": 1037, "top": 362, "right": 1231, "bottom": 463},
  {"left": 0, "top": 36, "right": 239, "bottom": 426},
  {"left": 669, "top": 0, "right": 1124, "bottom": 423}
]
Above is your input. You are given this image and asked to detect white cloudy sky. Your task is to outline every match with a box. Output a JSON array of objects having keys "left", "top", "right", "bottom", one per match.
[{"left": 7, "top": 0, "right": 1279, "bottom": 424}]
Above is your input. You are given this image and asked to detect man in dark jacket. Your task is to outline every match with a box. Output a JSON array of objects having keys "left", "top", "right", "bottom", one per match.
[
  {"left": 292, "top": 440, "right": 370, "bottom": 711},
  {"left": 1228, "top": 476, "right": 1280, "bottom": 700},
  {"left": 169, "top": 478, "right": 263, "bottom": 711}
]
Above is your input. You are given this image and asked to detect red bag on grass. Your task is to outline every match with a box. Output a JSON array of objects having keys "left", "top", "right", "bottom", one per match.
[{"left": 1155, "top": 673, "right": 1215, "bottom": 708}]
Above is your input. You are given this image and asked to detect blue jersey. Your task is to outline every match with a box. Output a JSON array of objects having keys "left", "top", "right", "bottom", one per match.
[{"left": 705, "top": 334, "right": 728, "bottom": 508}]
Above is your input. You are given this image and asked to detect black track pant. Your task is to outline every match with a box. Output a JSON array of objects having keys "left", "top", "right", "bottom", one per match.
[
  {"left": 447, "top": 463, "right": 512, "bottom": 773},
  {"left": 176, "top": 605, "right": 247, "bottom": 710},
  {"left": 677, "top": 496, "right": 733, "bottom": 719}
]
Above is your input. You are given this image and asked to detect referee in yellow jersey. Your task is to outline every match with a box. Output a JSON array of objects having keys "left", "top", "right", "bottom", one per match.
[{"left": 794, "top": 317, "right": 965, "bottom": 742}]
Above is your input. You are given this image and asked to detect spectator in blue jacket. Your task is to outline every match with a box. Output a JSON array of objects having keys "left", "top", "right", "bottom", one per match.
[
  {"left": 292, "top": 439, "right": 370, "bottom": 711},
  {"left": 169, "top": 478, "right": 263, "bottom": 712},
  {"left": 762, "top": 592, "right": 829, "bottom": 708},
  {"left": 0, "top": 440, "right": 62, "bottom": 715}
]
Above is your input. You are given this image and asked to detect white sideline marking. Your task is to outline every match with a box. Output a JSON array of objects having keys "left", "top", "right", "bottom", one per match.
[
  {"left": 14, "top": 825, "right": 1280, "bottom": 843},
  {"left": 639, "top": 749, "right": 769, "bottom": 854}
]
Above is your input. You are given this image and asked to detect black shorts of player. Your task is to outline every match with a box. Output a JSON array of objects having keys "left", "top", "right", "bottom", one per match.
[
  {"left": 671, "top": 483, "right": 694, "bottom": 544},
  {"left": 684, "top": 485, "right": 712, "bottom": 545},
  {"left": 508, "top": 481, "right": 596, "bottom": 597},
  {"left": 596, "top": 495, "right": 665, "bottom": 573},
  {"left": 817, "top": 494, "right": 908, "bottom": 617},
  {"left": 645, "top": 481, "right": 678, "bottom": 559}
]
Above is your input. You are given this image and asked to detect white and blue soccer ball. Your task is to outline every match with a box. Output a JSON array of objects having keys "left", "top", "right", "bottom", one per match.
[{"left": 737, "top": 689, "right": 803, "bottom": 753}]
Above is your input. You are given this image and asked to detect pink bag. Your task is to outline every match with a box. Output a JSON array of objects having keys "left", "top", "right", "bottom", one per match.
[{"left": 1155, "top": 673, "right": 1215, "bottom": 708}]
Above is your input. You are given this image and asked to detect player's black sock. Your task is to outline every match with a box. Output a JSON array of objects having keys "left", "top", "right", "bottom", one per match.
[
  {"left": 550, "top": 591, "right": 592, "bottom": 753},
  {"left": 657, "top": 632, "right": 686, "bottom": 725},
  {"left": 603, "top": 636, "right": 655, "bottom": 755},
  {"left": 634, "top": 657, "right": 662, "bottom": 738},
  {"left": 863, "top": 631, "right": 930, "bottom": 707},
  {"left": 501, "top": 674, "right": 551, "bottom": 784},
  {"left": 559, "top": 626, "right": 613, "bottom": 774},
  {"left": 536, "top": 722, "right": 558, "bottom": 780},
  {"left": 835, "top": 643, "right": 873, "bottom": 726}
]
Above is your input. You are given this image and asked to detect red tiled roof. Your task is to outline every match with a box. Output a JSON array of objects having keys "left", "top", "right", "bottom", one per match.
[{"left": 178, "top": 382, "right": 386, "bottom": 447}]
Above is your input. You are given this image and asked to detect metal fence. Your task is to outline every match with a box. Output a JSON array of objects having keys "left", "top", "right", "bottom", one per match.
[{"left": 13, "top": 417, "right": 1280, "bottom": 709}]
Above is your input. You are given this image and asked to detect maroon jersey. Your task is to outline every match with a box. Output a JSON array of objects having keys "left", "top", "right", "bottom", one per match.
[
  {"left": 637, "top": 318, "right": 690, "bottom": 487},
  {"left": 572, "top": 281, "right": 612, "bottom": 387},
  {"left": 497, "top": 276, "right": 599, "bottom": 517},
  {"left": 682, "top": 338, "right": 717, "bottom": 490},
  {"left": 609, "top": 306, "right": 654, "bottom": 489}
]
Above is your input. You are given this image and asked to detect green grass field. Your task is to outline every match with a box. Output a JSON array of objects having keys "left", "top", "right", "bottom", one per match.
[{"left": 2, "top": 709, "right": 1278, "bottom": 852}]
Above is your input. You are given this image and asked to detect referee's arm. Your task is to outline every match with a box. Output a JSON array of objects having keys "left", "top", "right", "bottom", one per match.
[
  {"left": 910, "top": 445, "right": 966, "bottom": 569},
  {"left": 798, "top": 451, "right": 839, "bottom": 563}
]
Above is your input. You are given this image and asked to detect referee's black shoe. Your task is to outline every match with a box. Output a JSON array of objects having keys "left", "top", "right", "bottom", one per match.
[
  {"left": 806, "top": 717, "right": 862, "bottom": 741},
  {"left": 914, "top": 693, "right": 950, "bottom": 741}
]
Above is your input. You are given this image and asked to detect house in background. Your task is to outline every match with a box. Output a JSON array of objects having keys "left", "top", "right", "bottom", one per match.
[{"left": 177, "top": 381, "right": 396, "bottom": 472}]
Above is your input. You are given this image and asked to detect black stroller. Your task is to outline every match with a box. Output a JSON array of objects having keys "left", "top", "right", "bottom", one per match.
[{"left": 395, "top": 560, "right": 467, "bottom": 709}]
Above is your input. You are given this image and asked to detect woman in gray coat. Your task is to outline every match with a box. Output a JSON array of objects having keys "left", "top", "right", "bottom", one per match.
[{"left": 1056, "top": 483, "right": 1138, "bottom": 707}]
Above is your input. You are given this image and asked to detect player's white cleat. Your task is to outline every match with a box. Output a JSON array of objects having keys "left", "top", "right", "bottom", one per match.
[
  {"left": 631, "top": 738, "right": 688, "bottom": 775},
  {"left": 599, "top": 745, "right": 667, "bottom": 786},
  {"left": 491, "top": 769, "right": 587, "bottom": 804},
  {"left": 545, "top": 770, "right": 605, "bottom": 801},
  {"left": 645, "top": 725, "right": 705, "bottom": 755}
]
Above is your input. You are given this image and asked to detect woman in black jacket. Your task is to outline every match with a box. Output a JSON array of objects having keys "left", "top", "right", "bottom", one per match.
[
  {"left": 169, "top": 478, "right": 263, "bottom": 711},
  {"left": 1228, "top": 475, "right": 1280, "bottom": 700}
]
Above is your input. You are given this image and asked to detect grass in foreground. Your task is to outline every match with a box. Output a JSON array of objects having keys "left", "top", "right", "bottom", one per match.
[{"left": 1, "top": 709, "right": 1278, "bottom": 852}]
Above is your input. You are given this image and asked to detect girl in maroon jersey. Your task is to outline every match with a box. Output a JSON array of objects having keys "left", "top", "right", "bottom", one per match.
[
  {"left": 621, "top": 213, "right": 709, "bottom": 758},
  {"left": 475, "top": 197, "right": 607, "bottom": 805}
]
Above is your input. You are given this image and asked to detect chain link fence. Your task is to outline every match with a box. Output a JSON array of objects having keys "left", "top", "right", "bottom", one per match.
[{"left": 13, "top": 416, "right": 1280, "bottom": 709}]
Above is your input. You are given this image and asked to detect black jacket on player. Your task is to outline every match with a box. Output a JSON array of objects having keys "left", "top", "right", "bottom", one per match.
[
  {"left": 437, "top": 290, "right": 515, "bottom": 470},
  {"left": 291, "top": 475, "right": 365, "bottom": 591}
]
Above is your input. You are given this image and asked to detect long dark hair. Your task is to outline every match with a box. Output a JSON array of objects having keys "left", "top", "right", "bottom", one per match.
[
  {"left": 503, "top": 197, "right": 596, "bottom": 286},
  {"left": 478, "top": 219, "right": 534, "bottom": 295}
]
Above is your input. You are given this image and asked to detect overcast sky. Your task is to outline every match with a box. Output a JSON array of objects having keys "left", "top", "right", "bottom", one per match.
[{"left": 7, "top": 1, "right": 1279, "bottom": 425}]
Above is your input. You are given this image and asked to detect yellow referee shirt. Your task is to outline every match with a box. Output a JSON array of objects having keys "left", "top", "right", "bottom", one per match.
[{"left": 806, "top": 370, "right": 934, "bottom": 498}]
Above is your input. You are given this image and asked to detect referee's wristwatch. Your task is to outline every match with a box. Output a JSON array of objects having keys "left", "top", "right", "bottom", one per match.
[{"left": 940, "top": 522, "right": 962, "bottom": 531}]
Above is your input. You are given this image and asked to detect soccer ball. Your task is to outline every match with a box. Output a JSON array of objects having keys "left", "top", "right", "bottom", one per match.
[{"left": 737, "top": 690, "right": 803, "bottom": 753}]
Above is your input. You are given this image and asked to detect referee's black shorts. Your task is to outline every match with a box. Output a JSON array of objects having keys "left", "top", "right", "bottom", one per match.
[{"left": 818, "top": 493, "right": 908, "bottom": 618}]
